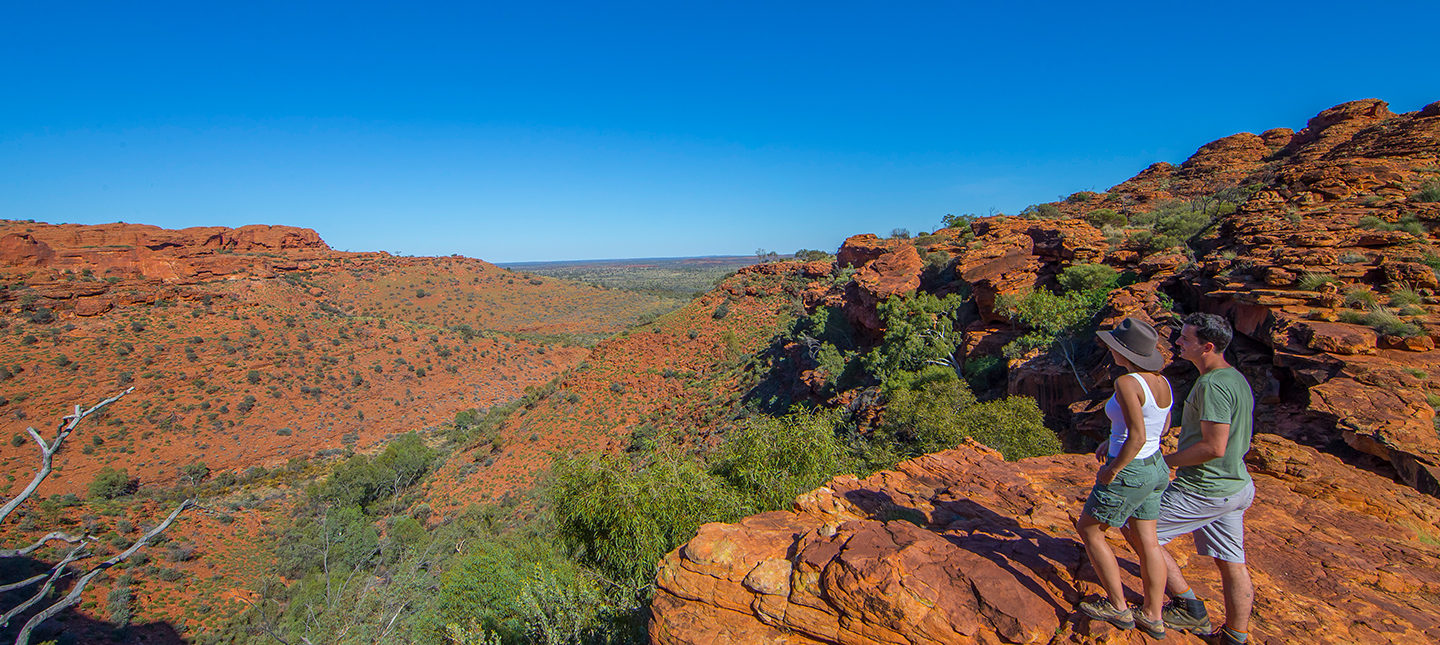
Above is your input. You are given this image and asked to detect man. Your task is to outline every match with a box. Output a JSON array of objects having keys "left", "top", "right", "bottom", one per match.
[{"left": 1157, "top": 312, "right": 1255, "bottom": 645}]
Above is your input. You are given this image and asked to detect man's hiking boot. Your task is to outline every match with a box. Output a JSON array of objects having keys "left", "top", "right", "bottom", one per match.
[
  {"left": 1079, "top": 598, "right": 1135, "bottom": 630},
  {"left": 1205, "top": 629, "right": 1246, "bottom": 645},
  {"left": 1161, "top": 595, "right": 1211, "bottom": 634}
]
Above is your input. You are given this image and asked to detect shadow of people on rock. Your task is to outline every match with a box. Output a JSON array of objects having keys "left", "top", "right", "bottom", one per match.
[{"left": 840, "top": 489, "right": 1104, "bottom": 619}]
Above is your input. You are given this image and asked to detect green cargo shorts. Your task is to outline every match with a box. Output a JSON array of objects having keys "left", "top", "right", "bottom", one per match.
[{"left": 1082, "top": 453, "right": 1170, "bottom": 528}]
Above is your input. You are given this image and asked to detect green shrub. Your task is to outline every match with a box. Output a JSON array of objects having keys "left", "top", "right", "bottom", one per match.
[
  {"left": 1338, "top": 251, "right": 1368, "bottom": 264},
  {"left": 876, "top": 367, "right": 1060, "bottom": 461},
  {"left": 548, "top": 452, "right": 745, "bottom": 583},
  {"left": 1085, "top": 208, "right": 1126, "bottom": 228},
  {"left": 312, "top": 432, "right": 436, "bottom": 508},
  {"left": 1125, "top": 230, "right": 1182, "bottom": 255},
  {"left": 712, "top": 301, "right": 731, "bottom": 320},
  {"left": 1366, "top": 309, "right": 1424, "bottom": 338},
  {"left": 710, "top": 408, "right": 846, "bottom": 511},
  {"left": 88, "top": 467, "right": 135, "bottom": 500},
  {"left": 275, "top": 505, "right": 378, "bottom": 577},
  {"left": 436, "top": 537, "right": 598, "bottom": 644},
  {"left": 1020, "top": 203, "right": 1062, "bottom": 219},
  {"left": 179, "top": 461, "right": 210, "bottom": 486},
  {"left": 877, "top": 367, "right": 978, "bottom": 456},
  {"left": 1058, "top": 263, "right": 1119, "bottom": 293}
]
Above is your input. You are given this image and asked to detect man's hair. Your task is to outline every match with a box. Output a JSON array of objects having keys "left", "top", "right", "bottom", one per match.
[{"left": 1183, "top": 312, "right": 1232, "bottom": 354}]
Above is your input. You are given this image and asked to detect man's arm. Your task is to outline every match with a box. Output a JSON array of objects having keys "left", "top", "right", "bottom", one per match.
[{"left": 1164, "top": 420, "right": 1230, "bottom": 468}]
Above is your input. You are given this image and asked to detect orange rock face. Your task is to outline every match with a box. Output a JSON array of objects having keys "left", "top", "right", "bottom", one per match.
[
  {"left": 0, "top": 221, "right": 330, "bottom": 283},
  {"left": 652, "top": 435, "right": 1440, "bottom": 644}
]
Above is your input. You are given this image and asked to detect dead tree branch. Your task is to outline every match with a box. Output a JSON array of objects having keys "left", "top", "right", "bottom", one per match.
[
  {"left": 12, "top": 499, "right": 193, "bottom": 645},
  {"left": 0, "top": 390, "right": 195, "bottom": 645},
  {"left": 0, "top": 387, "right": 134, "bottom": 525}
]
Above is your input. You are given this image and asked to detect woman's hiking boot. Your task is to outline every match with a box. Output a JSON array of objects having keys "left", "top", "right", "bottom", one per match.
[
  {"left": 1131, "top": 609, "right": 1167, "bottom": 640},
  {"left": 1079, "top": 598, "right": 1135, "bottom": 630},
  {"left": 1161, "top": 595, "right": 1211, "bottom": 634}
]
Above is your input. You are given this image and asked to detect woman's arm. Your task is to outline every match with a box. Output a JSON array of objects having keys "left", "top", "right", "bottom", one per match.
[{"left": 1098, "top": 375, "right": 1147, "bottom": 484}]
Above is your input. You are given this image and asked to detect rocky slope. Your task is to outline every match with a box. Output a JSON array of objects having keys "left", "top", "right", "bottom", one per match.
[
  {"left": 0, "top": 219, "right": 672, "bottom": 637},
  {"left": 651, "top": 435, "right": 1440, "bottom": 644},
  {"left": 655, "top": 99, "right": 1440, "bottom": 643}
]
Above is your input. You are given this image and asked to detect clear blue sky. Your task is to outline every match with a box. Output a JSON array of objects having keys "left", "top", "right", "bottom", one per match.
[{"left": 3, "top": 1, "right": 1437, "bottom": 262}]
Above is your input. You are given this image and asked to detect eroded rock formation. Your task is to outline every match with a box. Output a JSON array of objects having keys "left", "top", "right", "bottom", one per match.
[{"left": 652, "top": 435, "right": 1440, "bottom": 644}]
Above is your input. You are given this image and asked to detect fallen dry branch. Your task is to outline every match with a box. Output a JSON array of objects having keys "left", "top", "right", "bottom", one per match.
[{"left": 0, "top": 389, "right": 195, "bottom": 645}]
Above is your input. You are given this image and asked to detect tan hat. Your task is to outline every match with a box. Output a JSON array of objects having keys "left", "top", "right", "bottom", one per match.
[{"left": 1096, "top": 317, "right": 1164, "bottom": 371}]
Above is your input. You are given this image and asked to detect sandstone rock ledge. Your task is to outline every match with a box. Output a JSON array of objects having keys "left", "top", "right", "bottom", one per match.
[{"left": 651, "top": 435, "right": 1440, "bottom": 644}]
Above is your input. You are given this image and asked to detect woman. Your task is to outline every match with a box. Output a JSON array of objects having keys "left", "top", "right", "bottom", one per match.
[{"left": 1076, "top": 316, "right": 1172, "bottom": 639}]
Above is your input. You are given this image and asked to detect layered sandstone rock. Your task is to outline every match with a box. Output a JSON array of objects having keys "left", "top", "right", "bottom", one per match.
[
  {"left": 652, "top": 435, "right": 1440, "bottom": 644},
  {"left": 0, "top": 220, "right": 330, "bottom": 284}
]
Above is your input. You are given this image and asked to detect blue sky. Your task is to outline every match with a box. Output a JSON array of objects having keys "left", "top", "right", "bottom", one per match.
[{"left": 2, "top": 2, "right": 1437, "bottom": 262}]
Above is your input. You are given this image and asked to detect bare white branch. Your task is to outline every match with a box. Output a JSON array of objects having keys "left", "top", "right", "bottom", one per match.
[
  {"left": 0, "top": 388, "right": 135, "bottom": 525},
  {"left": 13, "top": 499, "right": 192, "bottom": 645},
  {"left": 0, "top": 531, "right": 87, "bottom": 559}
]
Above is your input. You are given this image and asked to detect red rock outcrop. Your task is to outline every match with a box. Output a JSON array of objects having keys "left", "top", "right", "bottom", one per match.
[
  {"left": 652, "top": 434, "right": 1440, "bottom": 644},
  {"left": 0, "top": 220, "right": 331, "bottom": 285}
]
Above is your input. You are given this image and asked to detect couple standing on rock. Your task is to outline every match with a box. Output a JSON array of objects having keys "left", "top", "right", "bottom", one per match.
[{"left": 1075, "top": 313, "right": 1255, "bottom": 644}]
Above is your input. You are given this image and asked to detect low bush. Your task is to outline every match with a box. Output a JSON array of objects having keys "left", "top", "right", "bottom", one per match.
[
  {"left": 710, "top": 408, "right": 846, "bottom": 511},
  {"left": 1085, "top": 208, "right": 1126, "bottom": 228},
  {"left": 548, "top": 452, "right": 745, "bottom": 584},
  {"left": 1058, "top": 263, "right": 1119, "bottom": 293},
  {"left": 88, "top": 467, "right": 136, "bottom": 500}
]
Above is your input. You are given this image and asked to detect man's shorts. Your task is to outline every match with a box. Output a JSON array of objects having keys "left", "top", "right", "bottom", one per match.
[
  {"left": 1082, "top": 453, "right": 1170, "bottom": 528},
  {"left": 1155, "top": 480, "right": 1255, "bottom": 563}
]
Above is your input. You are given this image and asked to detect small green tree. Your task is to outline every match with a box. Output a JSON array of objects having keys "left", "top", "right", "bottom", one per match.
[
  {"left": 997, "top": 287, "right": 1108, "bottom": 393},
  {"left": 863, "top": 292, "right": 968, "bottom": 382}
]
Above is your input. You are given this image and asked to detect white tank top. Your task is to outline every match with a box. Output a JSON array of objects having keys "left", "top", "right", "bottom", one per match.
[{"left": 1105, "top": 372, "right": 1170, "bottom": 459}]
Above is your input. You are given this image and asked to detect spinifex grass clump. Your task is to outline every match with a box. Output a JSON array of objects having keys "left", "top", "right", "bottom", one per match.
[
  {"left": 1297, "top": 272, "right": 1341, "bottom": 292},
  {"left": 1338, "top": 308, "right": 1425, "bottom": 338}
]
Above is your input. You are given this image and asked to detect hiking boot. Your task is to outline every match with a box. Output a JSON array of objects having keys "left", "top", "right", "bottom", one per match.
[
  {"left": 1079, "top": 598, "right": 1135, "bottom": 630},
  {"left": 1161, "top": 595, "right": 1211, "bottom": 635},
  {"left": 1131, "top": 609, "right": 1166, "bottom": 641},
  {"left": 1205, "top": 629, "right": 1246, "bottom": 645}
]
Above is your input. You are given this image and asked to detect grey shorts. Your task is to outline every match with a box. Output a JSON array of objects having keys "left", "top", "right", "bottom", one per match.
[{"left": 1156, "top": 480, "right": 1255, "bottom": 563}]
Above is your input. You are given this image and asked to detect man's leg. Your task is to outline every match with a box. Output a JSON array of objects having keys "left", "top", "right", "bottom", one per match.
[
  {"left": 1159, "top": 542, "right": 1191, "bottom": 596},
  {"left": 1215, "top": 558, "right": 1254, "bottom": 633}
]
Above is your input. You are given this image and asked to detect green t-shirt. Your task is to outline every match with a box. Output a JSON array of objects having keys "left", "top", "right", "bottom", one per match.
[{"left": 1174, "top": 366, "right": 1254, "bottom": 497}]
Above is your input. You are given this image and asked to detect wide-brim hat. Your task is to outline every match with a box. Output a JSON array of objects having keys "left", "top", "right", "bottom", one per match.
[{"left": 1096, "top": 317, "right": 1165, "bottom": 372}]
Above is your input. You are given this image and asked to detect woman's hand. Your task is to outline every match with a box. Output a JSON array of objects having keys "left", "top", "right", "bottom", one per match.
[
  {"left": 1095, "top": 463, "right": 1117, "bottom": 486},
  {"left": 1094, "top": 442, "right": 1108, "bottom": 464}
]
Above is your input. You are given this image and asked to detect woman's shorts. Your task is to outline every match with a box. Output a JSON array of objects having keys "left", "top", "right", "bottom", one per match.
[{"left": 1082, "top": 453, "right": 1170, "bottom": 528}]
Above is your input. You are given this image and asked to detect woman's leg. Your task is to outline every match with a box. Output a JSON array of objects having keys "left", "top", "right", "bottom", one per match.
[
  {"left": 1076, "top": 512, "right": 1127, "bottom": 608},
  {"left": 1124, "top": 518, "right": 1166, "bottom": 621}
]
